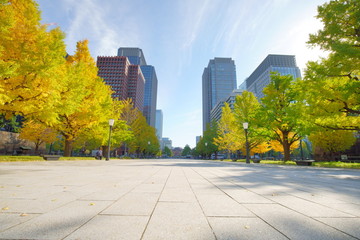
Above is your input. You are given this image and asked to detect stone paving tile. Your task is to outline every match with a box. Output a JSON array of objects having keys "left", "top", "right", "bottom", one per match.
[
  {"left": 267, "top": 195, "right": 355, "bottom": 218},
  {"left": 142, "top": 202, "right": 216, "bottom": 240},
  {"left": 1, "top": 159, "right": 360, "bottom": 240},
  {"left": 102, "top": 192, "right": 159, "bottom": 216},
  {"left": 0, "top": 213, "right": 39, "bottom": 232},
  {"left": 324, "top": 203, "right": 360, "bottom": 217},
  {"left": 160, "top": 187, "right": 197, "bottom": 202},
  {"left": 65, "top": 215, "right": 149, "bottom": 240},
  {"left": 0, "top": 200, "right": 111, "bottom": 240},
  {"left": 131, "top": 183, "right": 165, "bottom": 193},
  {"left": 196, "top": 194, "right": 255, "bottom": 217},
  {"left": 220, "top": 188, "right": 274, "bottom": 204},
  {"left": 245, "top": 203, "right": 356, "bottom": 240},
  {"left": 0, "top": 194, "right": 75, "bottom": 214},
  {"left": 208, "top": 217, "right": 287, "bottom": 240},
  {"left": 316, "top": 217, "right": 360, "bottom": 239}
]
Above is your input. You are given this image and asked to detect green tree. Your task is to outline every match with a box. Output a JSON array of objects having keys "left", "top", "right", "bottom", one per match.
[
  {"left": 121, "top": 101, "right": 159, "bottom": 158},
  {"left": 163, "top": 146, "right": 173, "bottom": 157},
  {"left": 196, "top": 122, "right": 218, "bottom": 159},
  {"left": 260, "top": 73, "right": 306, "bottom": 161},
  {"left": 234, "top": 91, "right": 268, "bottom": 154},
  {"left": 181, "top": 144, "right": 192, "bottom": 156},
  {"left": 304, "top": 0, "right": 360, "bottom": 131},
  {"left": 0, "top": 0, "right": 66, "bottom": 121},
  {"left": 309, "top": 129, "right": 356, "bottom": 161}
]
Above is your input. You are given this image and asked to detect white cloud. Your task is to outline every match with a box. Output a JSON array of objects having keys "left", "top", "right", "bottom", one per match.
[{"left": 62, "top": 0, "right": 141, "bottom": 57}]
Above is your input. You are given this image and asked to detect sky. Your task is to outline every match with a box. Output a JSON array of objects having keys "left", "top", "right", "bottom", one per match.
[{"left": 36, "top": 0, "right": 328, "bottom": 148}]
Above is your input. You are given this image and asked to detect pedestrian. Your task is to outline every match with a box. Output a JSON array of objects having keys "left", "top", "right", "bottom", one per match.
[{"left": 96, "top": 149, "right": 103, "bottom": 160}]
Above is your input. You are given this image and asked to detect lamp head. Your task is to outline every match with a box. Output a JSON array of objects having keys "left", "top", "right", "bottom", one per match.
[
  {"left": 109, "top": 119, "right": 115, "bottom": 126},
  {"left": 243, "top": 122, "right": 248, "bottom": 129}
]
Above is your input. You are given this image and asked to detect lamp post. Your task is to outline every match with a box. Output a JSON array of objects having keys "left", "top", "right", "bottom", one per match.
[
  {"left": 106, "top": 119, "right": 115, "bottom": 161},
  {"left": 243, "top": 122, "right": 250, "bottom": 164},
  {"left": 205, "top": 142, "right": 208, "bottom": 159},
  {"left": 300, "top": 138, "right": 304, "bottom": 160}
]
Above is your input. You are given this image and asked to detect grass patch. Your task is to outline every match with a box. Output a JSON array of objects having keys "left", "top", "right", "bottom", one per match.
[
  {"left": 259, "top": 160, "right": 296, "bottom": 165},
  {"left": 0, "top": 155, "right": 125, "bottom": 162},
  {"left": 0, "top": 155, "right": 44, "bottom": 162},
  {"left": 313, "top": 161, "right": 360, "bottom": 169}
]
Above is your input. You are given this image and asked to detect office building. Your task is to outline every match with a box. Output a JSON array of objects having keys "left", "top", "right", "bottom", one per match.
[
  {"left": 118, "top": 48, "right": 147, "bottom": 65},
  {"left": 210, "top": 89, "right": 243, "bottom": 123},
  {"left": 246, "top": 54, "right": 301, "bottom": 99},
  {"left": 118, "top": 47, "right": 158, "bottom": 127},
  {"left": 97, "top": 56, "right": 130, "bottom": 100},
  {"left": 128, "top": 65, "right": 145, "bottom": 111},
  {"left": 155, "top": 109, "right": 163, "bottom": 140},
  {"left": 161, "top": 137, "right": 172, "bottom": 150},
  {"left": 202, "top": 58, "right": 237, "bottom": 131},
  {"left": 141, "top": 65, "right": 158, "bottom": 127}
]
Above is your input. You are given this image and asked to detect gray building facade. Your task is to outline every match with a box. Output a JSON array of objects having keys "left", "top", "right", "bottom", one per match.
[
  {"left": 210, "top": 89, "right": 243, "bottom": 123},
  {"left": 246, "top": 54, "right": 301, "bottom": 99},
  {"left": 202, "top": 58, "right": 237, "bottom": 131},
  {"left": 155, "top": 109, "right": 163, "bottom": 140}
]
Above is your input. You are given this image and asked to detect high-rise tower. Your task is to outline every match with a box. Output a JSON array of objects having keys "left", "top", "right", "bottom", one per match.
[
  {"left": 202, "top": 58, "right": 237, "bottom": 131},
  {"left": 97, "top": 56, "right": 145, "bottom": 110},
  {"left": 246, "top": 54, "right": 301, "bottom": 99},
  {"left": 118, "top": 48, "right": 158, "bottom": 127}
]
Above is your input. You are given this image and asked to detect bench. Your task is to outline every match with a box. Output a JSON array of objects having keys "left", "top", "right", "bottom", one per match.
[
  {"left": 294, "top": 160, "right": 315, "bottom": 166},
  {"left": 43, "top": 155, "right": 61, "bottom": 161}
]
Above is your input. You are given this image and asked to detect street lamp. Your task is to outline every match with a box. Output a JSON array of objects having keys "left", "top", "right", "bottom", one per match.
[
  {"left": 106, "top": 119, "right": 115, "bottom": 161},
  {"left": 243, "top": 122, "right": 250, "bottom": 164},
  {"left": 205, "top": 142, "right": 208, "bottom": 159}
]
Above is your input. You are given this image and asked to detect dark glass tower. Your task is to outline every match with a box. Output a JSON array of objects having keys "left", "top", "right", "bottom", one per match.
[
  {"left": 202, "top": 58, "right": 237, "bottom": 131},
  {"left": 246, "top": 54, "right": 301, "bottom": 99}
]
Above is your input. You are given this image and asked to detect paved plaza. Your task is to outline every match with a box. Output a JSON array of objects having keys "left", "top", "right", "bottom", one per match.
[{"left": 0, "top": 159, "right": 360, "bottom": 240}]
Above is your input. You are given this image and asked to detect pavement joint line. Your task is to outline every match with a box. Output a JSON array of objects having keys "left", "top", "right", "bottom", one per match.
[
  {"left": 139, "top": 167, "right": 172, "bottom": 240},
  {"left": 61, "top": 166, "right": 165, "bottom": 240},
  {"left": 186, "top": 167, "right": 219, "bottom": 240},
  {"left": 206, "top": 166, "right": 360, "bottom": 240},
  {"left": 194, "top": 167, "right": 292, "bottom": 240}
]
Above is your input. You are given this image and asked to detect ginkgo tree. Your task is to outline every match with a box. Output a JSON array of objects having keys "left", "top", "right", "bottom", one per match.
[
  {"left": 50, "top": 40, "right": 114, "bottom": 156},
  {"left": 303, "top": 0, "right": 360, "bottom": 131},
  {"left": 19, "top": 120, "right": 57, "bottom": 154},
  {"left": 214, "top": 102, "right": 242, "bottom": 157},
  {"left": 309, "top": 129, "right": 356, "bottom": 161},
  {"left": 0, "top": 0, "right": 66, "bottom": 121},
  {"left": 260, "top": 73, "right": 306, "bottom": 161},
  {"left": 233, "top": 91, "right": 268, "bottom": 155}
]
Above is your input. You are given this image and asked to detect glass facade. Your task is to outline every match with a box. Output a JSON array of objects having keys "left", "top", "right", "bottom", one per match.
[
  {"left": 202, "top": 58, "right": 237, "bottom": 131},
  {"left": 246, "top": 55, "right": 301, "bottom": 99}
]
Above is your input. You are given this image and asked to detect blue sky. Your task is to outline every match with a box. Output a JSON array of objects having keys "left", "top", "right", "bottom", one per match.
[{"left": 37, "top": 0, "right": 328, "bottom": 148}]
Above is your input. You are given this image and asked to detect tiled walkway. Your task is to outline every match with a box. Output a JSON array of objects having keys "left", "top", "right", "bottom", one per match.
[{"left": 0, "top": 159, "right": 359, "bottom": 239}]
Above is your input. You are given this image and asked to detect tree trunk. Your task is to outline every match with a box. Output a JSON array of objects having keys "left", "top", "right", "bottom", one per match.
[
  {"left": 64, "top": 139, "right": 73, "bottom": 157},
  {"left": 283, "top": 141, "right": 291, "bottom": 161},
  {"left": 102, "top": 145, "right": 108, "bottom": 159}
]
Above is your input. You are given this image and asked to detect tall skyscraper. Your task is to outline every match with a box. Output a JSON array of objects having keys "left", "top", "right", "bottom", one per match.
[
  {"left": 155, "top": 109, "right": 163, "bottom": 140},
  {"left": 141, "top": 65, "right": 158, "bottom": 127},
  {"left": 97, "top": 56, "right": 145, "bottom": 110},
  {"left": 246, "top": 54, "right": 301, "bottom": 99},
  {"left": 128, "top": 65, "right": 145, "bottom": 111},
  {"left": 202, "top": 57, "right": 237, "bottom": 131},
  {"left": 117, "top": 48, "right": 147, "bottom": 65},
  {"left": 118, "top": 47, "right": 158, "bottom": 127}
]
